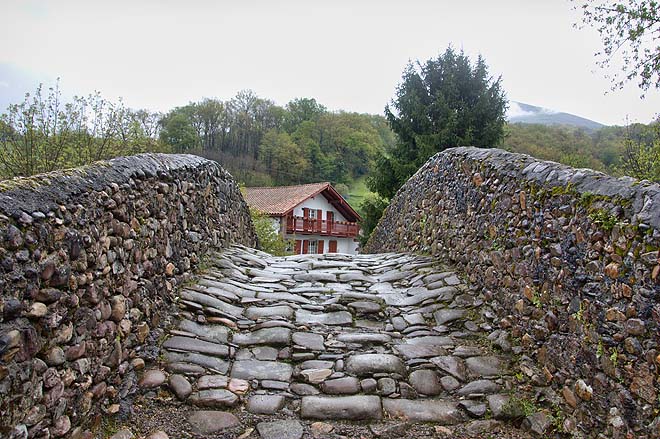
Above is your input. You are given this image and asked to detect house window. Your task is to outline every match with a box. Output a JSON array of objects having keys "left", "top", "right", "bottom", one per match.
[{"left": 308, "top": 240, "right": 318, "bottom": 254}]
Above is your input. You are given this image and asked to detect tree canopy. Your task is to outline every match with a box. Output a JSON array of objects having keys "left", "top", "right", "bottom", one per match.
[
  {"left": 0, "top": 81, "right": 166, "bottom": 178},
  {"left": 368, "top": 47, "right": 508, "bottom": 200},
  {"left": 159, "top": 92, "right": 389, "bottom": 187},
  {"left": 576, "top": 0, "right": 660, "bottom": 94}
]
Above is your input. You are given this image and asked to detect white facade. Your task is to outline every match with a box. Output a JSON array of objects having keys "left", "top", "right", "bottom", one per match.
[
  {"left": 271, "top": 193, "right": 359, "bottom": 255},
  {"left": 291, "top": 196, "right": 350, "bottom": 222}
]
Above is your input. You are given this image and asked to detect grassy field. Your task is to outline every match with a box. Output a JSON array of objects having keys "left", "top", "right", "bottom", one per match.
[{"left": 346, "top": 176, "right": 374, "bottom": 217}]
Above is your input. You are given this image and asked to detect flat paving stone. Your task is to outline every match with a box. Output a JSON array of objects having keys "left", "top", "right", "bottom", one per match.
[
  {"left": 169, "top": 374, "right": 192, "bottom": 400},
  {"left": 245, "top": 305, "right": 294, "bottom": 320},
  {"left": 336, "top": 333, "right": 391, "bottom": 344},
  {"left": 321, "top": 376, "right": 361, "bottom": 394},
  {"left": 163, "top": 336, "right": 230, "bottom": 358},
  {"left": 230, "top": 360, "right": 293, "bottom": 381},
  {"left": 394, "top": 344, "right": 449, "bottom": 360},
  {"left": 261, "top": 380, "right": 290, "bottom": 390},
  {"left": 398, "top": 287, "right": 457, "bottom": 306},
  {"left": 405, "top": 336, "right": 454, "bottom": 346},
  {"left": 431, "top": 356, "right": 467, "bottom": 381},
  {"left": 293, "top": 332, "right": 325, "bottom": 350},
  {"left": 382, "top": 399, "right": 465, "bottom": 424},
  {"left": 441, "top": 375, "right": 461, "bottom": 391},
  {"left": 187, "top": 411, "right": 240, "bottom": 434},
  {"left": 301, "top": 395, "right": 383, "bottom": 420},
  {"left": 291, "top": 383, "right": 320, "bottom": 395},
  {"left": 294, "top": 272, "right": 337, "bottom": 283},
  {"left": 139, "top": 369, "right": 166, "bottom": 388},
  {"left": 257, "top": 420, "right": 303, "bottom": 439},
  {"left": 189, "top": 389, "right": 239, "bottom": 408},
  {"left": 301, "top": 368, "right": 333, "bottom": 384},
  {"left": 257, "top": 292, "right": 312, "bottom": 304},
  {"left": 376, "top": 270, "right": 414, "bottom": 282},
  {"left": 456, "top": 379, "right": 501, "bottom": 396},
  {"left": 296, "top": 310, "right": 353, "bottom": 326},
  {"left": 253, "top": 346, "right": 279, "bottom": 360},
  {"left": 197, "top": 375, "right": 229, "bottom": 389},
  {"left": 345, "top": 354, "right": 406, "bottom": 376},
  {"left": 180, "top": 290, "right": 244, "bottom": 317},
  {"left": 232, "top": 327, "right": 291, "bottom": 346},
  {"left": 408, "top": 369, "right": 443, "bottom": 396},
  {"left": 247, "top": 394, "right": 285, "bottom": 414},
  {"left": 453, "top": 346, "right": 484, "bottom": 357},
  {"left": 434, "top": 309, "right": 467, "bottom": 325},
  {"left": 163, "top": 351, "right": 229, "bottom": 374},
  {"left": 178, "top": 319, "right": 229, "bottom": 343},
  {"left": 300, "top": 360, "right": 334, "bottom": 370},
  {"left": 465, "top": 356, "right": 507, "bottom": 377},
  {"left": 165, "top": 362, "right": 207, "bottom": 376},
  {"left": 348, "top": 300, "right": 381, "bottom": 313}
]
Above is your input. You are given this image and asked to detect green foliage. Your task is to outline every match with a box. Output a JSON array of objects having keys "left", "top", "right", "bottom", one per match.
[
  {"left": 249, "top": 208, "right": 291, "bottom": 256},
  {"left": 358, "top": 196, "right": 389, "bottom": 247},
  {"left": 503, "top": 123, "right": 615, "bottom": 171},
  {"left": 334, "top": 183, "right": 350, "bottom": 196},
  {"left": 574, "top": 302, "right": 585, "bottom": 323},
  {"left": 588, "top": 208, "right": 618, "bottom": 231},
  {"left": 502, "top": 396, "right": 537, "bottom": 419},
  {"left": 159, "top": 111, "right": 198, "bottom": 152},
  {"left": 0, "top": 80, "right": 168, "bottom": 178},
  {"left": 259, "top": 129, "right": 311, "bottom": 184},
  {"left": 617, "top": 121, "right": 660, "bottom": 181},
  {"left": 369, "top": 46, "right": 507, "bottom": 200},
  {"left": 609, "top": 347, "right": 619, "bottom": 368},
  {"left": 283, "top": 97, "right": 327, "bottom": 133},
  {"left": 503, "top": 121, "right": 660, "bottom": 182},
  {"left": 575, "top": 0, "right": 660, "bottom": 94},
  {"left": 345, "top": 177, "right": 374, "bottom": 216},
  {"left": 159, "top": 91, "right": 389, "bottom": 187}
]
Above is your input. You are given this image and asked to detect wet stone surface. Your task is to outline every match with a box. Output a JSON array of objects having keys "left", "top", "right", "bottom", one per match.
[{"left": 125, "top": 246, "right": 533, "bottom": 438}]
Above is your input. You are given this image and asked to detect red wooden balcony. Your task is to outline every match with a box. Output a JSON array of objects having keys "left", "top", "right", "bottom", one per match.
[{"left": 285, "top": 216, "right": 359, "bottom": 238}]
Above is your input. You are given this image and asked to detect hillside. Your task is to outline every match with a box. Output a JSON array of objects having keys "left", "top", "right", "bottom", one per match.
[{"left": 507, "top": 101, "right": 605, "bottom": 130}]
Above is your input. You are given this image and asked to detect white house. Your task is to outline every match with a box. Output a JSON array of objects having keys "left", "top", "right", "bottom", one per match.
[{"left": 244, "top": 182, "right": 361, "bottom": 255}]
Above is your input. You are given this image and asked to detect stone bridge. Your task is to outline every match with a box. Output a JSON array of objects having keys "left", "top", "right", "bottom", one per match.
[{"left": 0, "top": 150, "right": 659, "bottom": 439}]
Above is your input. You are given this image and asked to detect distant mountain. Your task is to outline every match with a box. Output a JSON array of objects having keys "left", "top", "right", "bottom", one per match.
[{"left": 507, "top": 101, "right": 605, "bottom": 130}]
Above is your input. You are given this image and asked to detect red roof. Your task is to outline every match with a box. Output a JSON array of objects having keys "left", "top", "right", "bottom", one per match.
[{"left": 243, "top": 182, "right": 362, "bottom": 222}]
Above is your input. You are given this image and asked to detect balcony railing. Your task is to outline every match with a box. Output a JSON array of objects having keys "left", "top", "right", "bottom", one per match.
[{"left": 286, "top": 216, "right": 359, "bottom": 238}]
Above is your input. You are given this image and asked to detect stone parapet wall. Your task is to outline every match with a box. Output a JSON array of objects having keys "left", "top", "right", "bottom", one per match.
[
  {"left": 366, "top": 147, "right": 660, "bottom": 437},
  {"left": 0, "top": 154, "right": 256, "bottom": 438}
]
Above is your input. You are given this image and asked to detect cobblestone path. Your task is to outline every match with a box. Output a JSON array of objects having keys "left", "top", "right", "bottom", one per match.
[{"left": 128, "top": 246, "right": 534, "bottom": 438}]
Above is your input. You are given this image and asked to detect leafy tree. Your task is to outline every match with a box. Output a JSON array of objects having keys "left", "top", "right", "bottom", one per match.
[
  {"left": 0, "top": 82, "right": 74, "bottom": 177},
  {"left": 284, "top": 98, "right": 327, "bottom": 133},
  {"left": 193, "top": 98, "right": 226, "bottom": 150},
  {"left": 259, "top": 129, "right": 310, "bottom": 184},
  {"left": 575, "top": 0, "right": 660, "bottom": 94},
  {"left": 249, "top": 207, "right": 291, "bottom": 256},
  {"left": 358, "top": 196, "right": 389, "bottom": 247},
  {"left": 334, "top": 183, "right": 350, "bottom": 196},
  {"left": 159, "top": 110, "right": 198, "bottom": 152},
  {"left": 369, "top": 46, "right": 508, "bottom": 200},
  {"left": 617, "top": 121, "right": 660, "bottom": 181},
  {"left": 157, "top": 91, "right": 390, "bottom": 188},
  {"left": 0, "top": 81, "right": 166, "bottom": 178}
]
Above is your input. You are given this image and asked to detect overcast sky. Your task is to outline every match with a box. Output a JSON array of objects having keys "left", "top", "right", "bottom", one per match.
[{"left": 1, "top": 0, "right": 658, "bottom": 126}]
